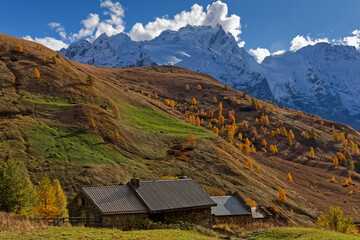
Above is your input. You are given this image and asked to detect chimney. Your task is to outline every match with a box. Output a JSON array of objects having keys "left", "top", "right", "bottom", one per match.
[{"left": 130, "top": 178, "right": 140, "bottom": 187}]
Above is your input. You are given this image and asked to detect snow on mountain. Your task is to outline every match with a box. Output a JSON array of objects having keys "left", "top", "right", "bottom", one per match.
[{"left": 59, "top": 25, "right": 360, "bottom": 130}]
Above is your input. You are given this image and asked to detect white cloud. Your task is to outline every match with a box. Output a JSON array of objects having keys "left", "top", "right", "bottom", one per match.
[
  {"left": 48, "top": 22, "right": 67, "bottom": 39},
  {"left": 238, "top": 41, "right": 245, "bottom": 48},
  {"left": 289, "top": 35, "right": 329, "bottom": 51},
  {"left": 23, "top": 35, "right": 68, "bottom": 51},
  {"left": 129, "top": 1, "right": 242, "bottom": 42},
  {"left": 249, "top": 47, "right": 270, "bottom": 63},
  {"left": 338, "top": 29, "right": 360, "bottom": 50},
  {"left": 272, "top": 50, "right": 286, "bottom": 55},
  {"left": 69, "top": 0, "right": 125, "bottom": 41}
]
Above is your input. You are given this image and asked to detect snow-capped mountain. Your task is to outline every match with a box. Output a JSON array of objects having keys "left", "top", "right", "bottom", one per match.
[{"left": 60, "top": 25, "right": 360, "bottom": 130}]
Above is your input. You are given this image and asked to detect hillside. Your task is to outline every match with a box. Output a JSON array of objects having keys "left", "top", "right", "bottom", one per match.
[
  {"left": 1, "top": 33, "right": 360, "bottom": 226},
  {"left": 60, "top": 25, "right": 360, "bottom": 130}
]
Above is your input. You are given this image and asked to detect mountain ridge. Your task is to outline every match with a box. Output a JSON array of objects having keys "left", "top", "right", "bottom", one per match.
[{"left": 60, "top": 25, "right": 360, "bottom": 130}]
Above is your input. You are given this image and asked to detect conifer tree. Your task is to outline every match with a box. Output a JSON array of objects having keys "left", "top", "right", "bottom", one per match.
[
  {"left": 112, "top": 104, "right": 120, "bottom": 119},
  {"left": 345, "top": 158, "right": 354, "bottom": 171},
  {"left": 197, "top": 84, "right": 202, "bottom": 90},
  {"left": 52, "top": 56, "right": 57, "bottom": 64},
  {"left": 333, "top": 156, "right": 338, "bottom": 166},
  {"left": 330, "top": 176, "right": 336, "bottom": 183},
  {"left": 195, "top": 116, "right": 201, "bottom": 127},
  {"left": 226, "top": 135, "right": 232, "bottom": 145},
  {"left": 56, "top": 53, "right": 61, "bottom": 59},
  {"left": 52, "top": 179, "right": 67, "bottom": 218},
  {"left": 33, "top": 68, "right": 40, "bottom": 79},
  {"left": 42, "top": 57, "right": 47, "bottom": 64},
  {"left": 213, "top": 96, "right": 217, "bottom": 103},
  {"left": 35, "top": 175, "right": 57, "bottom": 219},
  {"left": 238, "top": 133, "right": 243, "bottom": 141},
  {"left": 86, "top": 74, "right": 96, "bottom": 86},
  {"left": 262, "top": 139, "right": 267, "bottom": 147},
  {"left": 287, "top": 173, "right": 293, "bottom": 182},
  {"left": 289, "top": 129, "right": 295, "bottom": 139},
  {"left": 88, "top": 118, "right": 96, "bottom": 129},
  {"left": 246, "top": 160, "right": 253, "bottom": 170},
  {"left": 287, "top": 135, "right": 292, "bottom": 146},
  {"left": 236, "top": 99, "right": 241, "bottom": 105},
  {"left": 170, "top": 100, "right": 175, "bottom": 110},
  {"left": 243, "top": 89, "right": 248, "bottom": 98},
  {"left": 0, "top": 161, "right": 36, "bottom": 216},
  {"left": 279, "top": 188, "right": 286, "bottom": 201},
  {"left": 185, "top": 83, "right": 190, "bottom": 90},
  {"left": 16, "top": 45, "right": 23, "bottom": 53},
  {"left": 218, "top": 102, "right": 223, "bottom": 113},
  {"left": 187, "top": 133, "right": 197, "bottom": 148},
  {"left": 212, "top": 126, "right": 219, "bottom": 135},
  {"left": 309, "top": 147, "right": 315, "bottom": 159},
  {"left": 115, "top": 129, "right": 120, "bottom": 140},
  {"left": 192, "top": 97, "right": 196, "bottom": 105},
  {"left": 154, "top": 92, "right": 158, "bottom": 99},
  {"left": 290, "top": 209, "right": 294, "bottom": 216}
]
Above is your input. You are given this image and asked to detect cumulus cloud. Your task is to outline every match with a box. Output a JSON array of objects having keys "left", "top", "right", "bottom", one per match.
[
  {"left": 289, "top": 35, "right": 329, "bottom": 51},
  {"left": 23, "top": 35, "right": 68, "bottom": 51},
  {"left": 337, "top": 29, "right": 360, "bottom": 50},
  {"left": 70, "top": 0, "right": 125, "bottom": 41},
  {"left": 48, "top": 22, "right": 67, "bottom": 39},
  {"left": 129, "top": 1, "right": 242, "bottom": 42},
  {"left": 249, "top": 47, "right": 270, "bottom": 63}
]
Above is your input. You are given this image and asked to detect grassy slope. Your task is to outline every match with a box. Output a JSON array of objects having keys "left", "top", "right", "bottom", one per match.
[
  {"left": 243, "top": 228, "right": 360, "bottom": 240},
  {"left": 1, "top": 33, "right": 360, "bottom": 225},
  {"left": 0, "top": 227, "right": 217, "bottom": 240}
]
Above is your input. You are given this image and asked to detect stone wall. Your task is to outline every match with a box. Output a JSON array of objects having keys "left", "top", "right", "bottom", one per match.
[
  {"left": 213, "top": 215, "right": 253, "bottom": 225},
  {"left": 68, "top": 192, "right": 102, "bottom": 226},
  {"left": 163, "top": 208, "right": 213, "bottom": 228},
  {"left": 102, "top": 213, "right": 148, "bottom": 230}
]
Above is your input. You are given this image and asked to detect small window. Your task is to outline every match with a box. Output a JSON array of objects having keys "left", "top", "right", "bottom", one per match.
[{"left": 78, "top": 198, "right": 86, "bottom": 206}]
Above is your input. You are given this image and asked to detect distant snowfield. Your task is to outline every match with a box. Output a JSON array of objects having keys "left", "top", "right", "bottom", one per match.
[{"left": 60, "top": 25, "right": 360, "bottom": 130}]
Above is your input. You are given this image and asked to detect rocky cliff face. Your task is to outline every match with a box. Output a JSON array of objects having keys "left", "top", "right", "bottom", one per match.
[{"left": 60, "top": 26, "right": 360, "bottom": 130}]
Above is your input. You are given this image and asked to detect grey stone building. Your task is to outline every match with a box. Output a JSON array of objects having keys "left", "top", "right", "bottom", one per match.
[{"left": 68, "top": 178, "right": 216, "bottom": 229}]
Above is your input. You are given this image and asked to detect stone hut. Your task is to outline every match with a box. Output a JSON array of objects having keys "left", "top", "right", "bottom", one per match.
[
  {"left": 68, "top": 178, "right": 216, "bottom": 229},
  {"left": 211, "top": 192, "right": 271, "bottom": 225}
]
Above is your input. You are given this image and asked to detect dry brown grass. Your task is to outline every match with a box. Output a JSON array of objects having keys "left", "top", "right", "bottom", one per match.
[{"left": 0, "top": 212, "right": 47, "bottom": 233}]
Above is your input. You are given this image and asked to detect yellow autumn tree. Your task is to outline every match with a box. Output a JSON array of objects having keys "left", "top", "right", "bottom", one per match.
[
  {"left": 88, "top": 118, "right": 96, "bottom": 129},
  {"left": 289, "top": 129, "right": 295, "bottom": 139},
  {"left": 333, "top": 156, "right": 338, "bottom": 166},
  {"left": 238, "top": 133, "right": 243, "bottom": 141},
  {"left": 213, "top": 96, "right": 217, "bottom": 103},
  {"left": 197, "top": 84, "right": 202, "bottom": 90},
  {"left": 195, "top": 116, "right": 201, "bottom": 127},
  {"left": 170, "top": 100, "right": 175, "bottom": 110},
  {"left": 218, "top": 102, "right": 223, "bottom": 113},
  {"left": 279, "top": 188, "right": 286, "bottom": 202},
  {"left": 86, "top": 74, "right": 96, "bottom": 86},
  {"left": 287, "top": 173, "right": 293, "bottom": 182},
  {"left": 309, "top": 147, "right": 315, "bottom": 159},
  {"left": 114, "top": 129, "right": 120, "bottom": 140},
  {"left": 16, "top": 45, "right": 24, "bottom": 53},
  {"left": 154, "top": 92, "right": 158, "bottom": 99},
  {"left": 212, "top": 126, "right": 219, "bottom": 135},
  {"left": 246, "top": 160, "right": 253, "bottom": 170},
  {"left": 42, "top": 57, "right": 47, "bottom": 64},
  {"left": 185, "top": 84, "right": 190, "bottom": 90},
  {"left": 52, "top": 179, "right": 68, "bottom": 218},
  {"left": 287, "top": 135, "right": 292, "bottom": 146},
  {"left": 192, "top": 97, "right": 197, "bottom": 105},
  {"left": 112, "top": 104, "right": 120, "bottom": 119},
  {"left": 330, "top": 176, "right": 336, "bottom": 183},
  {"left": 35, "top": 175, "right": 57, "bottom": 219},
  {"left": 52, "top": 56, "right": 57, "bottom": 64},
  {"left": 33, "top": 68, "right": 40, "bottom": 79},
  {"left": 262, "top": 139, "right": 267, "bottom": 147},
  {"left": 187, "top": 133, "right": 197, "bottom": 148}
]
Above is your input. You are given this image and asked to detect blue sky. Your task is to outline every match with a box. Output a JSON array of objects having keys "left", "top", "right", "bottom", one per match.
[{"left": 1, "top": 0, "right": 359, "bottom": 61}]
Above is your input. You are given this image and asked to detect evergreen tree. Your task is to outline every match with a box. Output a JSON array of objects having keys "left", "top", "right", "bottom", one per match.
[
  {"left": 287, "top": 173, "right": 293, "bottom": 182},
  {"left": 212, "top": 126, "right": 219, "bottom": 135},
  {"left": 52, "top": 56, "right": 57, "bottom": 64},
  {"left": 309, "top": 147, "right": 315, "bottom": 159},
  {"left": 88, "top": 118, "right": 96, "bottom": 129},
  {"left": 0, "top": 161, "right": 36, "bottom": 216},
  {"left": 192, "top": 97, "right": 197, "bottom": 105},
  {"left": 16, "top": 45, "right": 23, "bottom": 53},
  {"left": 287, "top": 135, "right": 292, "bottom": 146},
  {"left": 42, "top": 57, "right": 47, "bottom": 64},
  {"left": 114, "top": 129, "right": 120, "bottom": 140}
]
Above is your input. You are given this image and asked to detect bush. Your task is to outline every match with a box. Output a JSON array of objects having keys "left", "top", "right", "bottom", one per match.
[{"left": 316, "top": 206, "right": 359, "bottom": 235}]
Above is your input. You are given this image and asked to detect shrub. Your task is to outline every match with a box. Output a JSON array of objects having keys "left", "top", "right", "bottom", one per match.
[
  {"left": 41, "top": 57, "right": 47, "bottom": 64},
  {"left": 16, "top": 45, "right": 23, "bottom": 53},
  {"left": 86, "top": 74, "right": 96, "bottom": 86},
  {"left": 33, "top": 68, "right": 40, "bottom": 79},
  {"left": 315, "top": 206, "right": 359, "bottom": 235}
]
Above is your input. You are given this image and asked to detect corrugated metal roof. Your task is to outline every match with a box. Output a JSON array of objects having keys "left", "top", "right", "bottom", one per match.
[
  {"left": 82, "top": 185, "right": 147, "bottom": 213},
  {"left": 130, "top": 179, "right": 216, "bottom": 213},
  {"left": 210, "top": 196, "right": 251, "bottom": 216}
]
